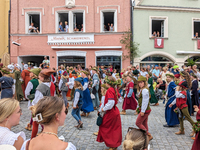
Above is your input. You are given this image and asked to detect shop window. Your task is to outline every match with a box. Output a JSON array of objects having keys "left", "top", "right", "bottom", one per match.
[
  {"left": 150, "top": 16, "right": 168, "bottom": 38},
  {"left": 27, "top": 13, "right": 41, "bottom": 34},
  {"left": 194, "top": 21, "right": 200, "bottom": 38},
  {"left": 58, "top": 56, "right": 85, "bottom": 68},
  {"left": 101, "top": 10, "right": 117, "bottom": 32},
  {"left": 58, "top": 13, "right": 69, "bottom": 32},
  {"left": 73, "top": 12, "right": 83, "bottom": 32}
]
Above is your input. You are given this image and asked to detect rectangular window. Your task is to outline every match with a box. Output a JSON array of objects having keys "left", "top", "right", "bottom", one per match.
[
  {"left": 101, "top": 10, "right": 117, "bottom": 32},
  {"left": 150, "top": 16, "right": 168, "bottom": 38},
  {"left": 58, "top": 13, "right": 69, "bottom": 32},
  {"left": 28, "top": 14, "right": 40, "bottom": 33},
  {"left": 194, "top": 21, "right": 200, "bottom": 38},
  {"left": 73, "top": 13, "right": 83, "bottom": 32},
  {"left": 152, "top": 20, "right": 164, "bottom": 37}
]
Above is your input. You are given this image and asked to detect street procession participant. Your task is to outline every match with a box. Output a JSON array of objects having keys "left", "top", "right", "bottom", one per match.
[
  {"left": 7, "top": 64, "right": 16, "bottom": 97},
  {"left": 70, "top": 70, "right": 78, "bottom": 101},
  {"left": 148, "top": 72, "right": 159, "bottom": 106},
  {"left": 120, "top": 73, "right": 137, "bottom": 115},
  {"left": 135, "top": 76, "right": 153, "bottom": 141},
  {"left": 169, "top": 80, "right": 195, "bottom": 135},
  {"left": 14, "top": 64, "right": 24, "bottom": 101},
  {"left": 180, "top": 71, "right": 192, "bottom": 116},
  {"left": 191, "top": 74, "right": 199, "bottom": 116},
  {"left": 164, "top": 73, "right": 179, "bottom": 127},
  {"left": 66, "top": 67, "right": 73, "bottom": 100},
  {"left": 0, "top": 68, "right": 14, "bottom": 99},
  {"left": 80, "top": 70, "right": 94, "bottom": 117},
  {"left": 21, "top": 64, "right": 31, "bottom": 98},
  {"left": 59, "top": 71, "right": 69, "bottom": 109},
  {"left": 24, "top": 68, "right": 41, "bottom": 131},
  {"left": 91, "top": 67, "right": 100, "bottom": 110},
  {"left": 97, "top": 76, "right": 122, "bottom": 150},
  {"left": 71, "top": 77, "right": 84, "bottom": 129},
  {"left": 191, "top": 105, "right": 200, "bottom": 149},
  {"left": 31, "top": 69, "right": 56, "bottom": 138}
]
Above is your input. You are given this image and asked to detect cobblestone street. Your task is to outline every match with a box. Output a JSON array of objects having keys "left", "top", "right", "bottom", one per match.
[{"left": 12, "top": 100, "right": 195, "bottom": 150}]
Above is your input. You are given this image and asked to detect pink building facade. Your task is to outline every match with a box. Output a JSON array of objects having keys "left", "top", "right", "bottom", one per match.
[{"left": 10, "top": 0, "right": 131, "bottom": 70}]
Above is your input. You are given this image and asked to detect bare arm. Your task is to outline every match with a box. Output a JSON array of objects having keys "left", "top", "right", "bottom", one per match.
[{"left": 13, "top": 136, "right": 24, "bottom": 150}]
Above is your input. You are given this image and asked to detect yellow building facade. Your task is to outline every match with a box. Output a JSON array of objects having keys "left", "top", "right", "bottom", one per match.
[{"left": 0, "top": 0, "right": 10, "bottom": 59}]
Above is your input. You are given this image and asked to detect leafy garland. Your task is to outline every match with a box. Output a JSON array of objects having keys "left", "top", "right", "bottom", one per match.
[
  {"left": 1, "top": 69, "right": 10, "bottom": 74},
  {"left": 105, "top": 77, "right": 118, "bottom": 85},
  {"left": 193, "top": 121, "right": 200, "bottom": 132}
]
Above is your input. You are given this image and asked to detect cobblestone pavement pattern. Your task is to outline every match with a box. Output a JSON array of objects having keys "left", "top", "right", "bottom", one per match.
[{"left": 12, "top": 100, "right": 196, "bottom": 150}]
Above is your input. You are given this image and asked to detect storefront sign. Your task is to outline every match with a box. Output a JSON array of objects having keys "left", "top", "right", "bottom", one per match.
[
  {"left": 47, "top": 34, "right": 94, "bottom": 45},
  {"left": 154, "top": 38, "right": 164, "bottom": 48},
  {"left": 198, "top": 40, "right": 200, "bottom": 49}
]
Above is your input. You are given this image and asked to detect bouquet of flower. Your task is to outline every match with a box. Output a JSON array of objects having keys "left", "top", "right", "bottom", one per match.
[{"left": 193, "top": 121, "right": 200, "bottom": 132}]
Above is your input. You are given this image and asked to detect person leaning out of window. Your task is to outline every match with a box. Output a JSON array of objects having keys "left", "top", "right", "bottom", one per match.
[
  {"left": 194, "top": 32, "right": 199, "bottom": 38},
  {"left": 58, "top": 21, "right": 64, "bottom": 32},
  {"left": 29, "top": 23, "right": 39, "bottom": 33}
]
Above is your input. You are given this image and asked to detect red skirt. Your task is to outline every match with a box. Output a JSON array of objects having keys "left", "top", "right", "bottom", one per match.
[
  {"left": 192, "top": 132, "right": 200, "bottom": 150},
  {"left": 122, "top": 95, "right": 137, "bottom": 110},
  {"left": 97, "top": 106, "right": 122, "bottom": 148}
]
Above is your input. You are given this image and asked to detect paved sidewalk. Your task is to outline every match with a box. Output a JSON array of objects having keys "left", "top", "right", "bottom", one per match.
[{"left": 12, "top": 100, "right": 196, "bottom": 150}]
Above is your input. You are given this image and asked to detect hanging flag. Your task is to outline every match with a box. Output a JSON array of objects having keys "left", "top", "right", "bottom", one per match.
[
  {"left": 198, "top": 40, "right": 200, "bottom": 49},
  {"left": 154, "top": 38, "right": 164, "bottom": 48}
]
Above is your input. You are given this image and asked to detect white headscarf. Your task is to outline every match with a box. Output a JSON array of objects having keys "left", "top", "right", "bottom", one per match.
[
  {"left": 24, "top": 64, "right": 28, "bottom": 70},
  {"left": 15, "top": 64, "right": 21, "bottom": 70},
  {"left": 7, "top": 64, "right": 14, "bottom": 70}
]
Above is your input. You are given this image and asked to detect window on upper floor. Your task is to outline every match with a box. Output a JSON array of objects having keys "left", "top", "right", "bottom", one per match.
[
  {"left": 58, "top": 13, "right": 69, "bottom": 33},
  {"left": 27, "top": 14, "right": 41, "bottom": 34},
  {"left": 73, "top": 12, "right": 83, "bottom": 32},
  {"left": 150, "top": 16, "right": 168, "bottom": 38},
  {"left": 194, "top": 21, "right": 200, "bottom": 39},
  {"left": 101, "top": 10, "right": 117, "bottom": 32}
]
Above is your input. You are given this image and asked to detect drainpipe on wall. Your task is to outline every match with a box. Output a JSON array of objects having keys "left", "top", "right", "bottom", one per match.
[
  {"left": 8, "top": 0, "right": 11, "bottom": 54},
  {"left": 130, "top": 0, "right": 134, "bottom": 65}
]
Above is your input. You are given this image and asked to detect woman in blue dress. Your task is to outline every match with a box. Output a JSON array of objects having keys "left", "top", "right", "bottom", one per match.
[
  {"left": 164, "top": 73, "right": 179, "bottom": 127},
  {"left": 80, "top": 70, "right": 94, "bottom": 117}
]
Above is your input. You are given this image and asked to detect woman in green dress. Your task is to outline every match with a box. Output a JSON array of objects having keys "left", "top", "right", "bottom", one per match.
[
  {"left": 15, "top": 64, "right": 24, "bottom": 101},
  {"left": 148, "top": 72, "right": 159, "bottom": 106}
]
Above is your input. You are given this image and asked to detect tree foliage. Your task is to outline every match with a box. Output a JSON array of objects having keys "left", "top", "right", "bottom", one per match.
[
  {"left": 120, "top": 30, "right": 139, "bottom": 61},
  {"left": 186, "top": 57, "right": 199, "bottom": 66}
]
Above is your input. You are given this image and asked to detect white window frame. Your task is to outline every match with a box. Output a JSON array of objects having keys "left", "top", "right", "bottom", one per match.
[
  {"left": 25, "top": 11, "right": 42, "bottom": 34},
  {"left": 149, "top": 16, "right": 168, "bottom": 38},
  {"left": 192, "top": 18, "right": 200, "bottom": 38},
  {"left": 72, "top": 10, "right": 85, "bottom": 33},
  {"left": 100, "top": 9, "right": 117, "bottom": 32},
  {"left": 55, "top": 10, "right": 70, "bottom": 33}
]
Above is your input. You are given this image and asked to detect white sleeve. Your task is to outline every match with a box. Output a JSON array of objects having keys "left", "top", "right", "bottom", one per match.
[
  {"left": 59, "top": 79, "right": 63, "bottom": 91},
  {"left": 83, "top": 82, "right": 88, "bottom": 91},
  {"left": 53, "top": 78, "right": 56, "bottom": 84},
  {"left": 25, "top": 81, "right": 33, "bottom": 99},
  {"left": 103, "top": 100, "right": 115, "bottom": 111},
  {"left": 118, "top": 97, "right": 123, "bottom": 103},
  {"left": 194, "top": 72, "right": 200, "bottom": 79},
  {"left": 92, "top": 80, "right": 98, "bottom": 88},
  {"left": 73, "top": 92, "right": 80, "bottom": 107},
  {"left": 99, "top": 96, "right": 105, "bottom": 112},
  {"left": 141, "top": 89, "right": 150, "bottom": 113},
  {"left": 175, "top": 91, "right": 186, "bottom": 99},
  {"left": 32, "top": 90, "right": 44, "bottom": 106}
]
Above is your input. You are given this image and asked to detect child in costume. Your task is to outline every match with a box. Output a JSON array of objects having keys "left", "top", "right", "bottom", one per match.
[
  {"left": 80, "top": 70, "right": 94, "bottom": 117},
  {"left": 66, "top": 67, "right": 73, "bottom": 100},
  {"left": 136, "top": 76, "right": 153, "bottom": 141},
  {"left": 180, "top": 71, "right": 192, "bottom": 115},
  {"left": 24, "top": 68, "right": 40, "bottom": 131},
  {"left": 59, "top": 71, "right": 69, "bottom": 109},
  {"left": 164, "top": 73, "right": 179, "bottom": 127},
  {"left": 169, "top": 80, "right": 195, "bottom": 135},
  {"left": 148, "top": 72, "right": 158, "bottom": 106},
  {"left": 120, "top": 73, "right": 137, "bottom": 115},
  {"left": 91, "top": 68, "right": 100, "bottom": 110},
  {"left": 97, "top": 76, "right": 122, "bottom": 150},
  {"left": 191, "top": 74, "right": 199, "bottom": 115},
  {"left": 31, "top": 69, "right": 56, "bottom": 138},
  {"left": 93, "top": 84, "right": 109, "bottom": 136},
  {"left": 21, "top": 64, "right": 31, "bottom": 98},
  {"left": 71, "top": 77, "right": 84, "bottom": 129},
  {"left": 0, "top": 68, "right": 14, "bottom": 99},
  {"left": 191, "top": 105, "right": 200, "bottom": 149}
]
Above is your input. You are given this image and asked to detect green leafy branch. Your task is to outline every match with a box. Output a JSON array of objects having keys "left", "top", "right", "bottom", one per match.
[{"left": 186, "top": 57, "right": 199, "bottom": 67}]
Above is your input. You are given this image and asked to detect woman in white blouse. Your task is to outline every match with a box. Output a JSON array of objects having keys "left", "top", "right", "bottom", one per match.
[
  {"left": 0, "top": 98, "right": 26, "bottom": 150},
  {"left": 23, "top": 96, "right": 76, "bottom": 150}
]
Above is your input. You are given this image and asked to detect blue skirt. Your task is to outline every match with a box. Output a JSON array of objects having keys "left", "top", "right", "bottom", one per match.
[
  {"left": 81, "top": 88, "right": 94, "bottom": 113},
  {"left": 165, "top": 96, "right": 179, "bottom": 126},
  {"left": 1, "top": 88, "right": 13, "bottom": 99}
]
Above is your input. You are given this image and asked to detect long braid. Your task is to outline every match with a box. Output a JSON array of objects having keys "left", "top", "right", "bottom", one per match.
[{"left": 181, "top": 71, "right": 192, "bottom": 88}]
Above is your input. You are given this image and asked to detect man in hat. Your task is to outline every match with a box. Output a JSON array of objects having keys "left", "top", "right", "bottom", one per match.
[{"left": 91, "top": 67, "right": 100, "bottom": 110}]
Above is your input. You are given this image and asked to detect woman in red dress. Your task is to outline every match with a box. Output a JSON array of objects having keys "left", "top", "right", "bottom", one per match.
[
  {"left": 192, "top": 105, "right": 200, "bottom": 150},
  {"left": 120, "top": 73, "right": 138, "bottom": 115},
  {"left": 97, "top": 76, "right": 122, "bottom": 150},
  {"left": 21, "top": 64, "right": 31, "bottom": 97}
]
